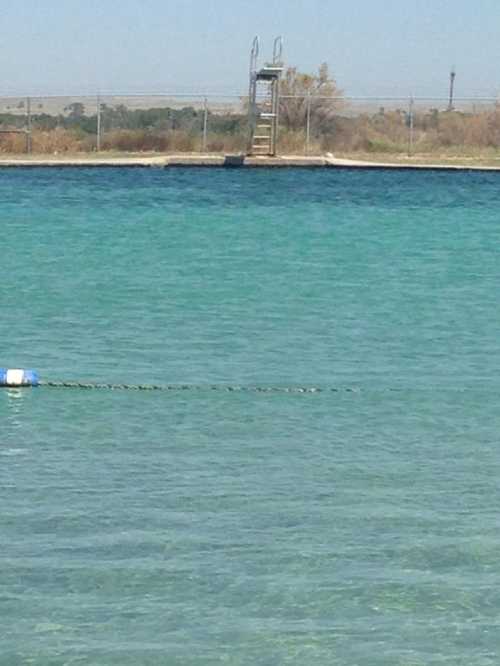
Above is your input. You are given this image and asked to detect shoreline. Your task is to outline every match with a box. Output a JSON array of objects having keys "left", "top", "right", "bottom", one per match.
[{"left": 0, "top": 153, "right": 500, "bottom": 171}]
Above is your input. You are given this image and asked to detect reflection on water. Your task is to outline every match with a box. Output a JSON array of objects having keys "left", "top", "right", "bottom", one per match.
[
  {"left": 0, "top": 389, "right": 29, "bottom": 457},
  {"left": 3, "top": 387, "right": 25, "bottom": 430}
]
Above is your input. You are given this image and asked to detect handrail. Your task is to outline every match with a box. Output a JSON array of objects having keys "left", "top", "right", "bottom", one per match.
[
  {"left": 273, "top": 36, "right": 283, "bottom": 65},
  {"left": 250, "top": 36, "right": 259, "bottom": 75}
]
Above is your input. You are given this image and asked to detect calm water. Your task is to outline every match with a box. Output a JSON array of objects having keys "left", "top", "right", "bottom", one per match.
[{"left": 2, "top": 167, "right": 500, "bottom": 665}]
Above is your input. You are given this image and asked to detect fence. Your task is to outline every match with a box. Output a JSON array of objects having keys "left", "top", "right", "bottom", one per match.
[{"left": 0, "top": 93, "right": 498, "bottom": 156}]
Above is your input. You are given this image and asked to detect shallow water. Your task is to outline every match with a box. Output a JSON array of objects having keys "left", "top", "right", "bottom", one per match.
[{"left": 2, "top": 167, "right": 500, "bottom": 664}]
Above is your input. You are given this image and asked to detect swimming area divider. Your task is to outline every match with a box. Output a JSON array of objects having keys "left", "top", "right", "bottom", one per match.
[{"left": 40, "top": 381, "right": 361, "bottom": 393}]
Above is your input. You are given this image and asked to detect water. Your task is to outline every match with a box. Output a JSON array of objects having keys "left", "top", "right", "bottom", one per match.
[{"left": 1, "top": 167, "right": 500, "bottom": 665}]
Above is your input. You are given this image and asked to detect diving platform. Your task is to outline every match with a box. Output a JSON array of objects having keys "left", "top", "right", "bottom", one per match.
[{"left": 247, "top": 37, "right": 283, "bottom": 157}]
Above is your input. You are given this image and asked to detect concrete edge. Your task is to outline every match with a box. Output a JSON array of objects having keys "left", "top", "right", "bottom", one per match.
[{"left": 0, "top": 154, "right": 499, "bottom": 172}]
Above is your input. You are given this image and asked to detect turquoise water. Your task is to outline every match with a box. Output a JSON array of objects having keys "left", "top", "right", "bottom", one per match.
[{"left": 2, "top": 167, "right": 500, "bottom": 664}]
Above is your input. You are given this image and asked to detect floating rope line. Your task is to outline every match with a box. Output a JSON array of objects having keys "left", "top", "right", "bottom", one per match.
[
  {"left": 1, "top": 372, "right": 472, "bottom": 394},
  {"left": 40, "top": 380, "right": 363, "bottom": 394}
]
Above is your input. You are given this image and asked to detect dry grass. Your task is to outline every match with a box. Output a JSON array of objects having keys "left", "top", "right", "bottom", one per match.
[
  {"left": 0, "top": 128, "right": 247, "bottom": 156},
  {"left": 1, "top": 112, "right": 500, "bottom": 168}
]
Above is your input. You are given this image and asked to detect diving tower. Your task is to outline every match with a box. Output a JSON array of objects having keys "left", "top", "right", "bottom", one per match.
[{"left": 247, "top": 36, "right": 284, "bottom": 157}]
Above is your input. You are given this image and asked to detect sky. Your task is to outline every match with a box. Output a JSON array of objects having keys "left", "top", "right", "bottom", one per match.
[{"left": 1, "top": 0, "right": 499, "bottom": 98}]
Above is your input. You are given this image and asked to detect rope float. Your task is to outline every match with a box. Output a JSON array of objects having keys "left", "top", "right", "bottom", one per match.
[
  {"left": 41, "top": 381, "right": 358, "bottom": 393},
  {"left": 0, "top": 369, "right": 474, "bottom": 394},
  {"left": 0, "top": 368, "right": 363, "bottom": 393},
  {"left": 0, "top": 368, "right": 39, "bottom": 387}
]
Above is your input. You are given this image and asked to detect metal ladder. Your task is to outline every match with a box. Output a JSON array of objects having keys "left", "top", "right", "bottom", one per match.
[{"left": 248, "top": 37, "right": 283, "bottom": 157}]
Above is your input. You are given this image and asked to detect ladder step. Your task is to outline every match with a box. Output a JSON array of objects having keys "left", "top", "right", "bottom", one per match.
[
  {"left": 253, "top": 135, "right": 272, "bottom": 140},
  {"left": 260, "top": 113, "right": 276, "bottom": 119}
]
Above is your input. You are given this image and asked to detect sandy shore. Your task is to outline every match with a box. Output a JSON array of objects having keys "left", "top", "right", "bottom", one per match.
[{"left": 0, "top": 153, "right": 499, "bottom": 171}]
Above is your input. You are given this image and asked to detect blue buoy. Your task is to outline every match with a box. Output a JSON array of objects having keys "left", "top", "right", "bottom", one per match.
[{"left": 0, "top": 369, "right": 39, "bottom": 387}]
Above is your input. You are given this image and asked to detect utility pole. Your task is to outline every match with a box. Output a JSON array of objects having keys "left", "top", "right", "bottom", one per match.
[{"left": 448, "top": 67, "right": 456, "bottom": 111}]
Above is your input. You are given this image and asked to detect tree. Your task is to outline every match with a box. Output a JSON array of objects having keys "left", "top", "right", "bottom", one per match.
[
  {"left": 279, "top": 63, "right": 343, "bottom": 133},
  {"left": 64, "top": 102, "right": 85, "bottom": 120}
]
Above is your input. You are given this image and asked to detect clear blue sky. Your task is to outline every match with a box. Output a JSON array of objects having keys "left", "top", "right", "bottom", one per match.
[{"left": 1, "top": 0, "right": 498, "bottom": 97}]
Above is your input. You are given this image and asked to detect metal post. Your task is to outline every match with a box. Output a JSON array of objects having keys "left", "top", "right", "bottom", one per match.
[
  {"left": 408, "top": 96, "right": 414, "bottom": 157},
  {"left": 305, "top": 92, "right": 311, "bottom": 155},
  {"left": 202, "top": 97, "right": 208, "bottom": 153},
  {"left": 26, "top": 97, "right": 32, "bottom": 154},
  {"left": 248, "top": 36, "right": 259, "bottom": 154},
  {"left": 96, "top": 95, "right": 101, "bottom": 152},
  {"left": 272, "top": 75, "right": 282, "bottom": 156}
]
